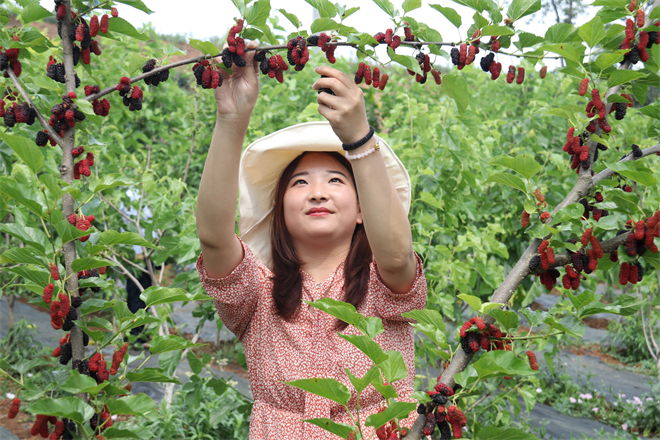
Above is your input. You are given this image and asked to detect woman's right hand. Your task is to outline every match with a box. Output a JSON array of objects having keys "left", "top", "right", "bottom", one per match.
[{"left": 214, "top": 40, "right": 260, "bottom": 119}]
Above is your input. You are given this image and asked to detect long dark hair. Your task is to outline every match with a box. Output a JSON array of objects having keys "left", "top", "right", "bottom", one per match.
[{"left": 270, "top": 152, "right": 372, "bottom": 330}]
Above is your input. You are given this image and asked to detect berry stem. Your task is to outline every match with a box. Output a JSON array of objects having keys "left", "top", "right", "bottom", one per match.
[{"left": 0, "top": 367, "right": 24, "bottom": 386}]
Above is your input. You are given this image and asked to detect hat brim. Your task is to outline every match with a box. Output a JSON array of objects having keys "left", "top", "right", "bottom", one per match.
[{"left": 238, "top": 121, "right": 411, "bottom": 268}]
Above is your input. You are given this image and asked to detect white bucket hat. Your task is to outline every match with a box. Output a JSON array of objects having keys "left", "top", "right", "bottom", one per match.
[{"left": 238, "top": 121, "right": 411, "bottom": 268}]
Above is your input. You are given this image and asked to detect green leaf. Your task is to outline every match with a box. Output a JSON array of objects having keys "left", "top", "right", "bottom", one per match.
[
  {"left": 106, "top": 394, "right": 158, "bottom": 418},
  {"left": 578, "top": 294, "right": 644, "bottom": 318},
  {"left": 552, "top": 203, "right": 585, "bottom": 223},
  {"left": 285, "top": 377, "right": 351, "bottom": 405},
  {"left": 108, "top": 17, "right": 149, "bottom": 41},
  {"left": 543, "top": 315, "right": 584, "bottom": 338},
  {"left": 540, "top": 43, "right": 584, "bottom": 64},
  {"left": 403, "top": 0, "right": 422, "bottom": 13},
  {"left": 595, "top": 49, "right": 627, "bottom": 71},
  {"left": 481, "top": 25, "right": 515, "bottom": 36},
  {"left": 306, "top": 298, "right": 363, "bottom": 328},
  {"left": 39, "top": 174, "right": 80, "bottom": 201},
  {"left": 487, "top": 309, "right": 519, "bottom": 331},
  {"left": 484, "top": 172, "right": 527, "bottom": 194},
  {"left": 470, "top": 350, "right": 538, "bottom": 383},
  {"left": 387, "top": 46, "right": 422, "bottom": 75},
  {"left": 71, "top": 257, "right": 114, "bottom": 273},
  {"left": 401, "top": 309, "right": 446, "bottom": 332},
  {"left": 231, "top": 0, "right": 246, "bottom": 15},
  {"left": 187, "top": 351, "right": 202, "bottom": 375},
  {"left": 489, "top": 154, "right": 541, "bottom": 180},
  {"left": 457, "top": 294, "right": 482, "bottom": 313},
  {"left": 303, "top": 419, "right": 356, "bottom": 439},
  {"left": 345, "top": 365, "right": 380, "bottom": 394},
  {"left": 1, "top": 247, "right": 46, "bottom": 266},
  {"left": 644, "top": 250, "right": 660, "bottom": 270},
  {"left": 608, "top": 70, "right": 647, "bottom": 87},
  {"left": 305, "top": 0, "right": 338, "bottom": 17},
  {"left": 365, "top": 401, "right": 417, "bottom": 427},
  {"left": 80, "top": 299, "right": 112, "bottom": 315},
  {"left": 442, "top": 74, "right": 469, "bottom": 116},
  {"left": 356, "top": 316, "right": 385, "bottom": 339},
  {"left": 114, "top": 0, "right": 155, "bottom": 14},
  {"left": 245, "top": 0, "right": 271, "bottom": 26},
  {"left": 545, "top": 23, "right": 578, "bottom": 43},
  {"left": 188, "top": 39, "right": 220, "bottom": 57},
  {"left": 311, "top": 17, "right": 339, "bottom": 33},
  {"left": 604, "top": 161, "right": 658, "bottom": 187},
  {"left": 54, "top": 219, "right": 93, "bottom": 244},
  {"left": 429, "top": 4, "right": 462, "bottom": 28},
  {"left": 477, "top": 426, "right": 540, "bottom": 440},
  {"left": 578, "top": 16, "right": 605, "bottom": 48},
  {"left": 419, "top": 191, "right": 444, "bottom": 210},
  {"left": 126, "top": 368, "right": 182, "bottom": 384},
  {"left": 162, "top": 44, "right": 186, "bottom": 56},
  {"left": 507, "top": 0, "right": 541, "bottom": 21},
  {"left": 26, "top": 397, "right": 94, "bottom": 424},
  {"left": 480, "top": 302, "right": 505, "bottom": 314},
  {"left": 0, "top": 223, "right": 48, "bottom": 253},
  {"left": 516, "top": 32, "right": 544, "bottom": 49},
  {"left": 140, "top": 286, "right": 208, "bottom": 308},
  {"left": 380, "top": 350, "right": 408, "bottom": 383},
  {"left": 278, "top": 9, "right": 301, "bottom": 28},
  {"left": 93, "top": 174, "right": 138, "bottom": 193},
  {"left": 97, "top": 230, "right": 159, "bottom": 248},
  {"left": 0, "top": 132, "right": 44, "bottom": 175},
  {"left": 59, "top": 370, "right": 105, "bottom": 394},
  {"left": 158, "top": 350, "right": 182, "bottom": 376},
  {"left": 373, "top": 0, "right": 396, "bottom": 16},
  {"left": 339, "top": 333, "right": 389, "bottom": 364},
  {"left": 149, "top": 335, "right": 203, "bottom": 354},
  {"left": 639, "top": 103, "right": 660, "bottom": 121},
  {"left": 0, "top": 177, "right": 45, "bottom": 216},
  {"left": 103, "top": 424, "right": 153, "bottom": 439},
  {"left": 21, "top": 4, "right": 53, "bottom": 23}
]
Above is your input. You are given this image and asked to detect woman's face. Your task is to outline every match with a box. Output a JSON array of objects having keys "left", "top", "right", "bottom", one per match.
[{"left": 283, "top": 153, "right": 362, "bottom": 247}]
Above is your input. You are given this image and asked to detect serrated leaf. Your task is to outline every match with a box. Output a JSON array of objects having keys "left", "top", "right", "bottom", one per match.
[
  {"left": 442, "top": 74, "right": 468, "bottom": 116},
  {"left": 306, "top": 298, "right": 363, "bottom": 328},
  {"left": 545, "top": 23, "right": 578, "bottom": 43},
  {"left": 484, "top": 172, "right": 527, "bottom": 194},
  {"left": 608, "top": 70, "right": 647, "bottom": 87},
  {"left": 639, "top": 103, "right": 660, "bottom": 121},
  {"left": 106, "top": 394, "right": 158, "bottom": 418},
  {"left": 21, "top": 4, "right": 53, "bottom": 23},
  {"left": 373, "top": 0, "right": 395, "bottom": 16},
  {"left": 487, "top": 309, "right": 519, "bottom": 331},
  {"left": 1, "top": 247, "right": 46, "bottom": 266},
  {"left": 0, "top": 223, "right": 48, "bottom": 253},
  {"left": 149, "top": 335, "right": 203, "bottom": 354},
  {"left": 140, "top": 286, "right": 208, "bottom": 307},
  {"left": 54, "top": 219, "right": 92, "bottom": 244},
  {"left": 345, "top": 365, "right": 379, "bottom": 395},
  {"left": 403, "top": 0, "right": 422, "bottom": 13},
  {"left": 0, "top": 132, "right": 44, "bottom": 175},
  {"left": 126, "top": 368, "right": 181, "bottom": 384},
  {"left": 305, "top": 0, "right": 338, "bottom": 17},
  {"left": 114, "top": 0, "right": 154, "bottom": 14},
  {"left": 71, "top": 257, "right": 114, "bottom": 273},
  {"left": 26, "top": 397, "right": 94, "bottom": 424},
  {"left": 477, "top": 426, "right": 540, "bottom": 440},
  {"left": 507, "top": 0, "right": 541, "bottom": 21},
  {"left": 419, "top": 191, "right": 443, "bottom": 210},
  {"left": 97, "top": 230, "right": 158, "bottom": 248},
  {"left": 379, "top": 350, "right": 408, "bottom": 383},
  {"left": 578, "top": 16, "right": 605, "bottom": 48},
  {"left": 339, "top": 333, "right": 389, "bottom": 364},
  {"left": 429, "top": 4, "right": 462, "bottom": 28},
  {"left": 552, "top": 203, "right": 585, "bottom": 223},
  {"left": 365, "top": 401, "right": 416, "bottom": 427},
  {"left": 489, "top": 154, "right": 541, "bottom": 180},
  {"left": 285, "top": 378, "right": 351, "bottom": 405},
  {"left": 278, "top": 9, "right": 301, "bottom": 28},
  {"left": 245, "top": 0, "right": 271, "bottom": 26},
  {"left": 311, "top": 17, "right": 339, "bottom": 33},
  {"left": 93, "top": 174, "right": 138, "bottom": 193},
  {"left": 387, "top": 46, "right": 422, "bottom": 75},
  {"left": 108, "top": 17, "right": 149, "bottom": 41},
  {"left": 516, "top": 32, "right": 544, "bottom": 49},
  {"left": 457, "top": 294, "right": 482, "bottom": 313},
  {"left": 304, "top": 418, "right": 356, "bottom": 438},
  {"left": 481, "top": 25, "right": 515, "bottom": 36}
]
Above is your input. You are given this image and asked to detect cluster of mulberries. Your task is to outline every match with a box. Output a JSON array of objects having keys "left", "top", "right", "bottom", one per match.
[
  {"left": 3, "top": 101, "right": 36, "bottom": 128},
  {"left": 307, "top": 32, "right": 336, "bottom": 63},
  {"left": 67, "top": 212, "right": 95, "bottom": 241},
  {"left": 422, "top": 383, "right": 458, "bottom": 438},
  {"left": 354, "top": 62, "right": 389, "bottom": 90},
  {"left": 450, "top": 43, "right": 477, "bottom": 71},
  {"left": 373, "top": 28, "right": 402, "bottom": 50},
  {"left": 48, "top": 94, "right": 85, "bottom": 138},
  {"left": 621, "top": 211, "right": 660, "bottom": 261},
  {"left": 620, "top": 12, "right": 659, "bottom": 65},
  {"left": 537, "top": 240, "right": 556, "bottom": 270},
  {"left": 35, "top": 129, "right": 58, "bottom": 147},
  {"left": 7, "top": 398, "right": 20, "bottom": 419},
  {"left": 88, "top": 352, "right": 110, "bottom": 384},
  {"left": 618, "top": 261, "right": 644, "bottom": 285},
  {"left": 110, "top": 342, "right": 129, "bottom": 375},
  {"left": 83, "top": 85, "right": 110, "bottom": 116},
  {"left": 78, "top": 268, "right": 103, "bottom": 295},
  {"left": 193, "top": 60, "right": 223, "bottom": 89},
  {"left": 30, "top": 414, "right": 58, "bottom": 438},
  {"left": 52, "top": 332, "right": 69, "bottom": 357},
  {"left": 72, "top": 151, "right": 95, "bottom": 181},
  {"left": 375, "top": 418, "right": 407, "bottom": 439},
  {"left": 578, "top": 196, "right": 609, "bottom": 221},
  {"left": 561, "top": 262, "right": 582, "bottom": 290},
  {"left": 89, "top": 407, "right": 113, "bottom": 434},
  {"left": 221, "top": 18, "right": 247, "bottom": 69},
  {"left": 479, "top": 51, "right": 502, "bottom": 80},
  {"left": 286, "top": 36, "right": 310, "bottom": 71},
  {"left": 258, "top": 55, "right": 288, "bottom": 84},
  {"left": 446, "top": 405, "right": 467, "bottom": 438},
  {"left": 142, "top": 58, "right": 171, "bottom": 87},
  {"left": 116, "top": 77, "right": 143, "bottom": 111},
  {"left": 0, "top": 47, "right": 22, "bottom": 77},
  {"left": 584, "top": 88, "right": 611, "bottom": 134},
  {"left": 459, "top": 317, "right": 510, "bottom": 354}
]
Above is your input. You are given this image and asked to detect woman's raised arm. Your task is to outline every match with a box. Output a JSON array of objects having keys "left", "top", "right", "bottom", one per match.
[
  {"left": 312, "top": 66, "right": 417, "bottom": 294},
  {"left": 196, "top": 41, "right": 261, "bottom": 279}
]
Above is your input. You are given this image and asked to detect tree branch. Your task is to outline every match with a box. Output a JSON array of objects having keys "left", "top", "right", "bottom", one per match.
[
  {"left": 182, "top": 88, "right": 199, "bottom": 190},
  {"left": 3, "top": 68, "right": 64, "bottom": 145}
]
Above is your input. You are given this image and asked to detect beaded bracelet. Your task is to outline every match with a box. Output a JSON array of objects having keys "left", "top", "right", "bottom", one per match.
[
  {"left": 345, "top": 138, "right": 380, "bottom": 160},
  {"left": 341, "top": 126, "right": 375, "bottom": 151}
]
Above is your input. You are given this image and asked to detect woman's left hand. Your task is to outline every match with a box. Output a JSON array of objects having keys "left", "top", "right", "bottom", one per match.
[{"left": 312, "top": 66, "right": 370, "bottom": 145}]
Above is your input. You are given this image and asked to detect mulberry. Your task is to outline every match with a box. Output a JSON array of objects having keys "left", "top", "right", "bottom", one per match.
[
  {"left": 50, "top": 263, "right": 60, "bottom": 280},
  {"left": 51, "top": 421, "right": 65, "bottom": 439},
  {"left": 629, "top": 264, "right": 639, "bottom": 284},
  {"left": 631, "top": 143, "right": 643, "bottom": 158},
  {"left": 450, "top": 47, "right": 460, "bottom": 65},
  {"left": 423, "top": 412, "right": 437, "bottom": 436},
  {"left": 516, "top": 67, "right": 525, "bottom": 84},
  {"left": 581, "top": 228, "right": 593, "bottom": 246},
  {"left": 480, "top": 52, "right": 495, "bottom": 72},
  {"left": 447, "top": 405, "right": 466, "bottom": 439},
  {"left": 60, "top": 342, "right": 72, "bottom": 365},
  {"left": 540, "top": 65, "right": 547, "bottom": 78},
  {"left": 489, "top": 62, "right": 502, "bottom": 80},
  {"left": 110, "top": 343, "right": 128, "bottom": 375},
  {"left": 572, "top": 252, "right": 584, "bottom": 272},
  {"left": 111, "top": 7, "right": 118, "bottom": 17},
  {"left": 36, "top": 130, "right": 49, "bottom": 147},
  {"left": 438, "top": 420, "right": 451, "bottom": 440},
  {"left": 637, "top": 8, "right": 644, "bottom": 27},
  {"left": 379, "top": 74, "right": 389, "bottom": 91},
  {"left": 529, "top": 255, "right": 541, "bottom": 272},
  {"left": 578, "top": 78, "right": 589, "bottom": 95},
  {"left": 43, "top": 283, "right": 55, "bottom": 303},
  {"left": 8, "top": 398, "right": 20, "bottom": 419},
  {"left": 506, "top": 65, "right": 515, "bottom": 84},
  {"left": 590, "top": 234, "right": 603, "bottom": 258},
  {"left": 526, "top": 351, "right": 539, "bottom": 371},
  {"left": 625, "top": 233, "right": 637, "bottom": 256},
  {"left": 547, "top": 247, "right": 556, "bottom": 264}
]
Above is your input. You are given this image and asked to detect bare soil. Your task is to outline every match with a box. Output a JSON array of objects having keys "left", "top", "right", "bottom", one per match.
[{"left": 0, "top": 398, "right": 42, "bottom": 440}]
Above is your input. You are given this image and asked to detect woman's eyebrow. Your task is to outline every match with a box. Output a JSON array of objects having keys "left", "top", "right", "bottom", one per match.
[{"left": 290, "top": 170, "right": 348, "bottom": 180}]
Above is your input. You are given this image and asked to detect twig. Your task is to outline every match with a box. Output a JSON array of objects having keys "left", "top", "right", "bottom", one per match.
[
  {"left": 640, "top": 298, "right": 658, "bottom": 361},
  {"left": 466, "top": 391, "right": 492, "bottom": 413},
  {"left": 146, "top": 229, "right": 167, "bottom": 259},
  {"left": 109, "top": 249, "right": 150, "bottom": 274},
  {"left": 4, "top": 68, "right": 64, "bottom": 145},
  {"left": 107, "top": 255, "right": 145, "bottom": 293},
  {"left": 97, "top": 193, "right": 139, "bottom": 227},
  {"left": 182, "top": 88, "right": 199, "bottom": 189}
]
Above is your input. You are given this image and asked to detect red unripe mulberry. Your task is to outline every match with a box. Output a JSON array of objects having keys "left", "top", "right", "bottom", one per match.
[
  {"left": 491, "top": 40, "right": 500, "bottom": 52},
  {"left": 629, "top": 264, "right": 639, "bottom": 284},
  {"left": 540, "top": 211, "right": 550, "bottom": 222},
  {"left": 540, "top": 252, "right": 550, "bottom": 270},
  {"left": 459, "top": 44, "right": 467, "bottom": 64},
  {"left": 516, "top": 67, "right": 525, "bottom": 84},
  {"left": 50, "top": 263, "right": 60, "bottom": 280},
  {"left": 100, "top": 14, "right": 109, "bottom": 34},
  {"left": 8, "top": 398, "right": 20, "bottom": 419},
  {"left": 90, "top": 15, "right": 99, "bottom": 37},
  {"left": 489, "top": 62, "right": 502, "bottom": 80},
  {"left": 540, "top": 65, "right": 547, "bottom": 78},
  {"left": 591, "top": 88, "right": 603, "bottom": 108},
  {"left": 372, "top": 67, "right": 380, "bottom": 88},
  {"left": 363, "top": 65, "right": 372, "bottom": 85},
  {"left": 562, "top": 274, "right": 571, "bottom": 289},
  {"left": 538, "top": 240, "right": 549, "bottom": 253},
  {"left": 590, "top": 235, "right": 603, "bottom": 259},
  {"left": 378, "top": 73, "right": 389, "bottom": 91},
  {"left": 580, "top": 144, "right": 589, "bottom": 162},
  {"left": 629, "top": 0, "right": 637, "bottom": 11},
  {"left": 75, "top": 23, "right": 85, "bottom": 42},
  {"left": 423, "top": 412, "right": 436, "bottom": 436},
  {"left": 571, "top": 275, "right": 580, "bottom": 290},
  {"left": 578, "top": 78, "right": 589, "bottom": 95},
  {"left": 526, "top": 351, "right": 539, "bottom": 370},
  {"left": 506, "top": 65, "right": 515, "bottom": 84},
  {"left": 43, "top": 283, "right": 54, "bottom": 303},
  {"left": 581, "top": 228, "right": 592, "bottom": 246},
  {"left": 51, "top": 421, "right": 65, "bottom": 439},
  {"left": 637, "top": 8, "right": 644, "bottom": 27},
  {"left": 111, "top": 7, "right": 118, "bottom": 17},
  {"left": 521, "top": 210, "right": 530, "bottom": 227},
  {"left": 476, "top": 317, "right": 486, "bottom": 331},
  {"left": 547, "top": 247, "right": 556, "bottom": 264},
  {"left": 635, "top": 220, "right": 645, "bottom": 240}
]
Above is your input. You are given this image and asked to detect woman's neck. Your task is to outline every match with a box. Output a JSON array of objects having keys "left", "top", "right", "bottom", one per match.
[{"left": 297, "top": 241, "right": 351, "bottom": 284}]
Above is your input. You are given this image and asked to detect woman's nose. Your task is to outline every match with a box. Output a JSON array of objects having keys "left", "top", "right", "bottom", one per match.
[{"left": 308, "top": 183, "right": 328, "bottom": 201}]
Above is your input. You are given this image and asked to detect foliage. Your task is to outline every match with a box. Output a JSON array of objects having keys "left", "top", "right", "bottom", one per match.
[{"left": 607, "top": 315, "right": 658, "bottom": 365}]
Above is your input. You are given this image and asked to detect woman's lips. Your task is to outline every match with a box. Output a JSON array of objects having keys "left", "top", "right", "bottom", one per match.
[{"left": 308, "top": 211, "right": 331, "bottom": 216}]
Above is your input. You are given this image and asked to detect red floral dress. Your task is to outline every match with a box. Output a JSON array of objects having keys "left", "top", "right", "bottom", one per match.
[{"left": 196, "top": 238, "right": 427, "bottom": 439}]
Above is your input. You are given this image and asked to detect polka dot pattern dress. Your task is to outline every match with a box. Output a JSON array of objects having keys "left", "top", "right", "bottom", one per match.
[{"left": 196, "top": 238, "right": 427, "bottom": 439}]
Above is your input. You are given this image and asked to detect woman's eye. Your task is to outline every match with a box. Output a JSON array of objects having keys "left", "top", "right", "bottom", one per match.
[
  {"left": 293, "top": 179, "right": 307, "bottom": 185},
  {"left": 330, "top": 177, "right": 342, "bottom": 183}
]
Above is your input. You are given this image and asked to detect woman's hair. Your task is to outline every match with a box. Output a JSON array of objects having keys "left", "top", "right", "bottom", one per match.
[{"left": 270, "top": 152, "right": 372, "bottom": 330}]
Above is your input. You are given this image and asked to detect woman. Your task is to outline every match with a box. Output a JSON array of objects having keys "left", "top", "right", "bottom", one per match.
[{"left": 196, "top": 40, "right": 427, "bottom": 439}]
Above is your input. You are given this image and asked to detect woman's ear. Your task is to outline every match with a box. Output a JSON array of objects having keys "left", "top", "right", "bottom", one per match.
[{"left": 356, "top": 202, "right": 363, "bottom": 225}]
